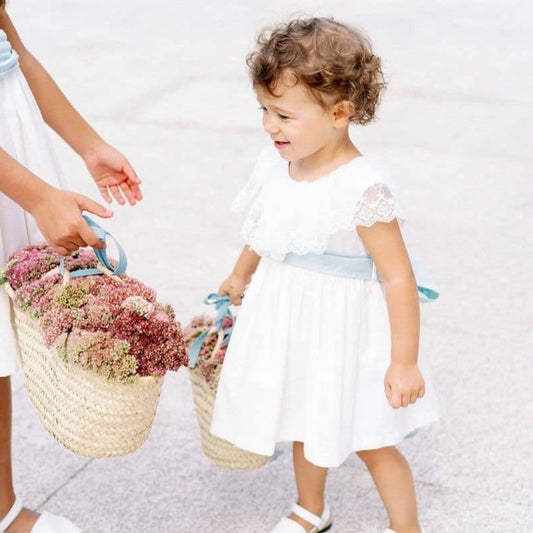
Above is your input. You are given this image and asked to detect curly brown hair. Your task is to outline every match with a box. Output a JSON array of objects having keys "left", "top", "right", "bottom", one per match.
[
  {"left": 247, "top": 17, "right": 386, "bottom": 125},
  {"left": 0, "top": 0, "right": 5, "bottom": 10}
]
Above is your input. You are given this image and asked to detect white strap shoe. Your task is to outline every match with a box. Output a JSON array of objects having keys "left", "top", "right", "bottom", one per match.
[
  {"left": 271, "top": 502, "right": 333, "bottom": 533},
  {"left": 0, "top": 497, "right": 23, "bottom": 533},
  {"left": 0, "top": 496, "right": 82, "bottom": 533}
]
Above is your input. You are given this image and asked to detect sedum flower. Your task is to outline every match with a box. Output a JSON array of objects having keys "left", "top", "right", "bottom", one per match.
[
  {"left": 2, "top": 245, "right": 187, "bottom": 381},
  {"left": 122, "top": 296, "right": 154, "bottom": 318},
  {"left": 183, "top": 313, "right": 234, "bottom": 389}
]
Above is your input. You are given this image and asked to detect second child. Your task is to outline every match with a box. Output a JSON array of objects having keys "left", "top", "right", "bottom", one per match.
[{"left": 211, "top": 17, "right": 439, "bottom": 533}]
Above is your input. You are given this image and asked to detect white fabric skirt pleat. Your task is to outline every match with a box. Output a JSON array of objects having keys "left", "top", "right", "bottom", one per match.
[
  {"left": 0, "top": 67, "right": 66, "bottom": 376},
  {"left": 211, "top": 257, "right": 439, "bottom": 467}
]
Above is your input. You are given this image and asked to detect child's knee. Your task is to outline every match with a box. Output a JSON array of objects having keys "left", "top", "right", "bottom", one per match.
[{"left": 356, "top": 446, "right": 396, "bottom": 467}]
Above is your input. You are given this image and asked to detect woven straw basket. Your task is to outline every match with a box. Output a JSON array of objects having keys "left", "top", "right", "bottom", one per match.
[
  {"left": 189, "top": 368, "right": 269, "bottom": 471},
  {"left": 5, "top": 283, "right": 163, "bottom": 458}
]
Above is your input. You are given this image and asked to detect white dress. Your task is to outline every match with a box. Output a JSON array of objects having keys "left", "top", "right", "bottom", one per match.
[
  {"left": 0, "top": 30, "right": 66, "bottom": 376},
  {"left": 210, "top": 147, "right": 439, "bottom": 468}
]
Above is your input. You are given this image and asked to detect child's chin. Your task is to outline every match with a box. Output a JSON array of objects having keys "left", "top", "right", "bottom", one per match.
[{"left": 277, "top": 151, "right": 293, "bottom": 161}]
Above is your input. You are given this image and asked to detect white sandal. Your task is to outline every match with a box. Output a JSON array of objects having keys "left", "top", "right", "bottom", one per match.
[
  {"left": 0, "top": 496, "right": 83, "bottom": 533},
  {"left": 271, "top": 502, "right": 333, "bottom": 533}
]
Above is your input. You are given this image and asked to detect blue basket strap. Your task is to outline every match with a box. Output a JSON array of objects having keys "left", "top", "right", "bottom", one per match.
[
  {"left": 59, "top": 215, "right": 127, "bottom": 278},
  {"left": 188, "top": 329, "right": 211, "bottom": 369},
  {"left": 203, "top": 293, "right": 233, "bottom": 328},
  {"left": 188, "top": 294, "right": 233, "bottom": 368}
]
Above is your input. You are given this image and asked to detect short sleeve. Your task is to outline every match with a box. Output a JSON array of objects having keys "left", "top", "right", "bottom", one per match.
[
  {"left": 353, "top": 183, "right": 403, "bottom": 227},
  {"left": 231, "top": 148, "right": 273, "bottom": 215}
]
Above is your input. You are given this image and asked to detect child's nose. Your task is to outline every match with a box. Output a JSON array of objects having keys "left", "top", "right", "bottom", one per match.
[{"left": 263, "top": 114, "right": 279, "bottom": 134}]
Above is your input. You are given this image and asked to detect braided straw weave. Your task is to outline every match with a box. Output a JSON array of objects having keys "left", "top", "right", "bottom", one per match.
[
  {"left": 5, "top": 283, "right": 163, "bottom": 458},
  {"left": 189, "top": 368, "right": 269, "bottom": 471}
]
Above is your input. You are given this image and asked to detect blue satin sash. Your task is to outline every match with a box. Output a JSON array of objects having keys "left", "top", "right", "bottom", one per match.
[
  {"left": 283, "top": 252, "right": 439, "bottom": 302},
  {"left": 0, "top": 30, "right": 19, "bottom": 79}
]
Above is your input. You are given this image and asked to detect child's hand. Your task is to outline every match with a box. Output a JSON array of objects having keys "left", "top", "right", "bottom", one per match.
[
  {"left": 32, "top": 187, "right": 113, "bottom": 255},
  {"left": 84, "top": 142, "right": 142, "bottom": 206},
  {"left": 384, "top": 362, "right": 425, "bottom": 409},
  {"left": 219, "top": 273, "right": 249, "bottom": 306}
]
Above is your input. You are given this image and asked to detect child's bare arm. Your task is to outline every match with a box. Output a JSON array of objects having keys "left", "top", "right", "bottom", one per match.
[
  {"left": 0, "top": 11, "right": 142, "bottom": 206},
  {"left": 219, "top": 246, "right": 261, "bottom": 305},
  {"left": 0, "top": 148, "right": 112, "bottom": 255},
  {"left": 357, "top": 219, "right": 425, "bottom": 409}
]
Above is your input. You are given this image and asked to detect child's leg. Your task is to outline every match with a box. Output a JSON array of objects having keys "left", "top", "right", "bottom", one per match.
[
  {"left": 356, "top": 446, "right": 422, "bottom": 533},
  {"left": 290, "top": 441, "right": 328, "bottom": 530},
  {"left": 0, "top": 376, "right": 38, "bottom": 532}
]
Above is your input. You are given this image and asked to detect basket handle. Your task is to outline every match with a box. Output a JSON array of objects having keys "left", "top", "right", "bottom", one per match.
[
  {"left": 188, "top": 293, "right": 233, "bottom": 368},
  {"left": 58, "top": 215, "right": 127, "bottom": 279}
]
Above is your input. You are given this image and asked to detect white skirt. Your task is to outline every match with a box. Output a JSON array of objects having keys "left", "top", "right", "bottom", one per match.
[
  {"left": 210, "top": 257, "right": 439, "bottom": 467},
  {"left": 0, "top": 66, "right": 66, "bottom": 377}
]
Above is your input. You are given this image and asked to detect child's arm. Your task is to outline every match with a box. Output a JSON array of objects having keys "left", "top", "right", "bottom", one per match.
[
  {"left": 219, "top": 246, "right": 261, "bottom": 305},
  {"left": 357, "top": 219, "right": 425, "bottom": 409},
  {"left": 0, "top": 11, "right": 142, "bottom": 206},
  {"left": 0, "top": 148, "right": 112, "bottom": 255}
]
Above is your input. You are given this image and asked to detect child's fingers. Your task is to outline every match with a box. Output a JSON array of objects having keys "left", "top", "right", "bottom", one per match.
[
  {"left": 230, "top": 292, "right": 243, "bottom": 306},
  {"left": 418, "top": 384, "right": 426, "bottom": 399},
  {"left": 66, "top": 236, "right": 87, "bottom": 249},
  {"left": 130, "top": 182, "right": 143, "bottom": 201},
  {"left": 110, "top": 185, "right": 126, "bottom": 205},
  {"left": 123, "top": 165, "right": 143, "bottom": 200},
  {"left": 76, "top": 194, "right": 114, "bottom": 219},
  {"left": 78, "top": 223, "right": 105, "bottom": 250},
  {"left": 117, "top": 181, "right": 139, "bottom": 205},
  {"left": 389, "top": 389, "right": 402, "bottom": 409},
  {"left": 51, "top": 243, "right": 70, "bottom": 256},
  {"left": 385, "top": 382, "right": 392, "bottom": 402},
  {"left": 218, "top": 282, "right": 229, "bottom": 295},
  {"left": 98, "top": 185, "right": 113, "bottom": 204},
  {"left": 123, "top": 161, "right": 141, "bottom": 184}
]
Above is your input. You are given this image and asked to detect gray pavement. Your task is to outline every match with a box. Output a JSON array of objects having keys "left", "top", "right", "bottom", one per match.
[{"left": 7, "top": 1, "right": 533, "bottom": 532}]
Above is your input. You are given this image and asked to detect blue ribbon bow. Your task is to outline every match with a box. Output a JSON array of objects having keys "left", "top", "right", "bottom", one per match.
[
  {"left": 188, "top": 293, "right": 233, "bottom": 368},
  {"left": 58, "top": 215, "right": 127, "bottom": 278}
]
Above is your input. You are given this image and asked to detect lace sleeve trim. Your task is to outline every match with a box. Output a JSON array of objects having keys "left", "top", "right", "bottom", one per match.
[{"left": 353, "top": 183, "right": 401, "bottom": 227}]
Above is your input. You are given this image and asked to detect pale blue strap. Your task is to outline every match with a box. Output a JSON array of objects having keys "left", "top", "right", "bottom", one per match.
[
  {"left": 0, "top": 30, "right": 19, "bottom": 78},
  {"left": 409, "top": 258, "right": 440, "bottom": 302},
  {"left": 283, "top": 252, "right": 375, "bottom": 280},
  {"left": 283, "top": 252, "right": 439, "bottom": 302},
  {"left": 188, "top": 293, "right": 233, "bottom": 368},
  {"left": 58, "top": 215, "right": 127, "bottom": 278}
]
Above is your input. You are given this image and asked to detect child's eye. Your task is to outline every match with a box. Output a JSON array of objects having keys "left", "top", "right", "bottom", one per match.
[
  {"left": 258, "top": 106, "right": 266, "bottom": 112},
  {"left": 278, "top": 113, "right": 290, "bottom": 120}
]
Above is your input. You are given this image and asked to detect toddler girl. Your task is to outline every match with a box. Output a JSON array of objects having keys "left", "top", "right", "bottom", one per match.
[
  {"left": 211, "top": 17, "right": 439, "bottom": 533},
  {"left": 0, "top": 3, "right": 141, "bottom": 532}
]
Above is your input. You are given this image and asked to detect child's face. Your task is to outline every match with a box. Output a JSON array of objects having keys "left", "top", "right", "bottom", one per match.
[{"left": 255, "top": 80, "right": 340, "bottom": 164}]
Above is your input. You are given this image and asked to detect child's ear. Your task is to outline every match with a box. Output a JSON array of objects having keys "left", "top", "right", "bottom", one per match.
[{"left": 332, "top": 100, "right": 355, "bottom": 127}]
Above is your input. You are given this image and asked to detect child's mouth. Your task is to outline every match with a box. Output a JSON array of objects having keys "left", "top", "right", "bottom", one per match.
[{"left": 274, "top": 140, "right": 290, "bottom": 149}]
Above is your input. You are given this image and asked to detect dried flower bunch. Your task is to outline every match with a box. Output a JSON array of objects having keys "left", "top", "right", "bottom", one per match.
[
  {"left": 1, "top": 244, "right": 187, "bottom": 382},
  {"left": 183, "top": 313, "right": 234, "bottom": 388}
]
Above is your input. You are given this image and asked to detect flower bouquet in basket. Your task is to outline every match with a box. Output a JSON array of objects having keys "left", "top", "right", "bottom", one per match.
[
  {"left": 183, "top": 293, "right": 269, "bottom": 471},
  {"left": 0, "top": 216, "right": 187, "bottom": 458}
]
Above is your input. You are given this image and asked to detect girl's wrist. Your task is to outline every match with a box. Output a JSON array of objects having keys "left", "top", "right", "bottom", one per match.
[
  {"left": 389, "top": 358, "right": 418, "bottom": 368},
  {"left": 78, "top": 136, "right": 107, "bottom": 163},
  {"left": 230, "top": 271, "right": 251, "bottom": 287},
  {"left": 25, "top": 182, "right": 58, "bottom": 215}
]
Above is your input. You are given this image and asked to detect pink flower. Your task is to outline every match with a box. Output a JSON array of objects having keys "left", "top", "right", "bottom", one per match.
[
  {"left": 1, "top": 245, "right": 187, "bottom": 382},
  {"left": 183, "top": 313, "right": 235, "bottom": 388}
]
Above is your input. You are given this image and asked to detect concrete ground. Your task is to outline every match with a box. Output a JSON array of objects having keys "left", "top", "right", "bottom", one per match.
[{"left": 6, "top": 0, "right": 533, "bottom": 531}]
